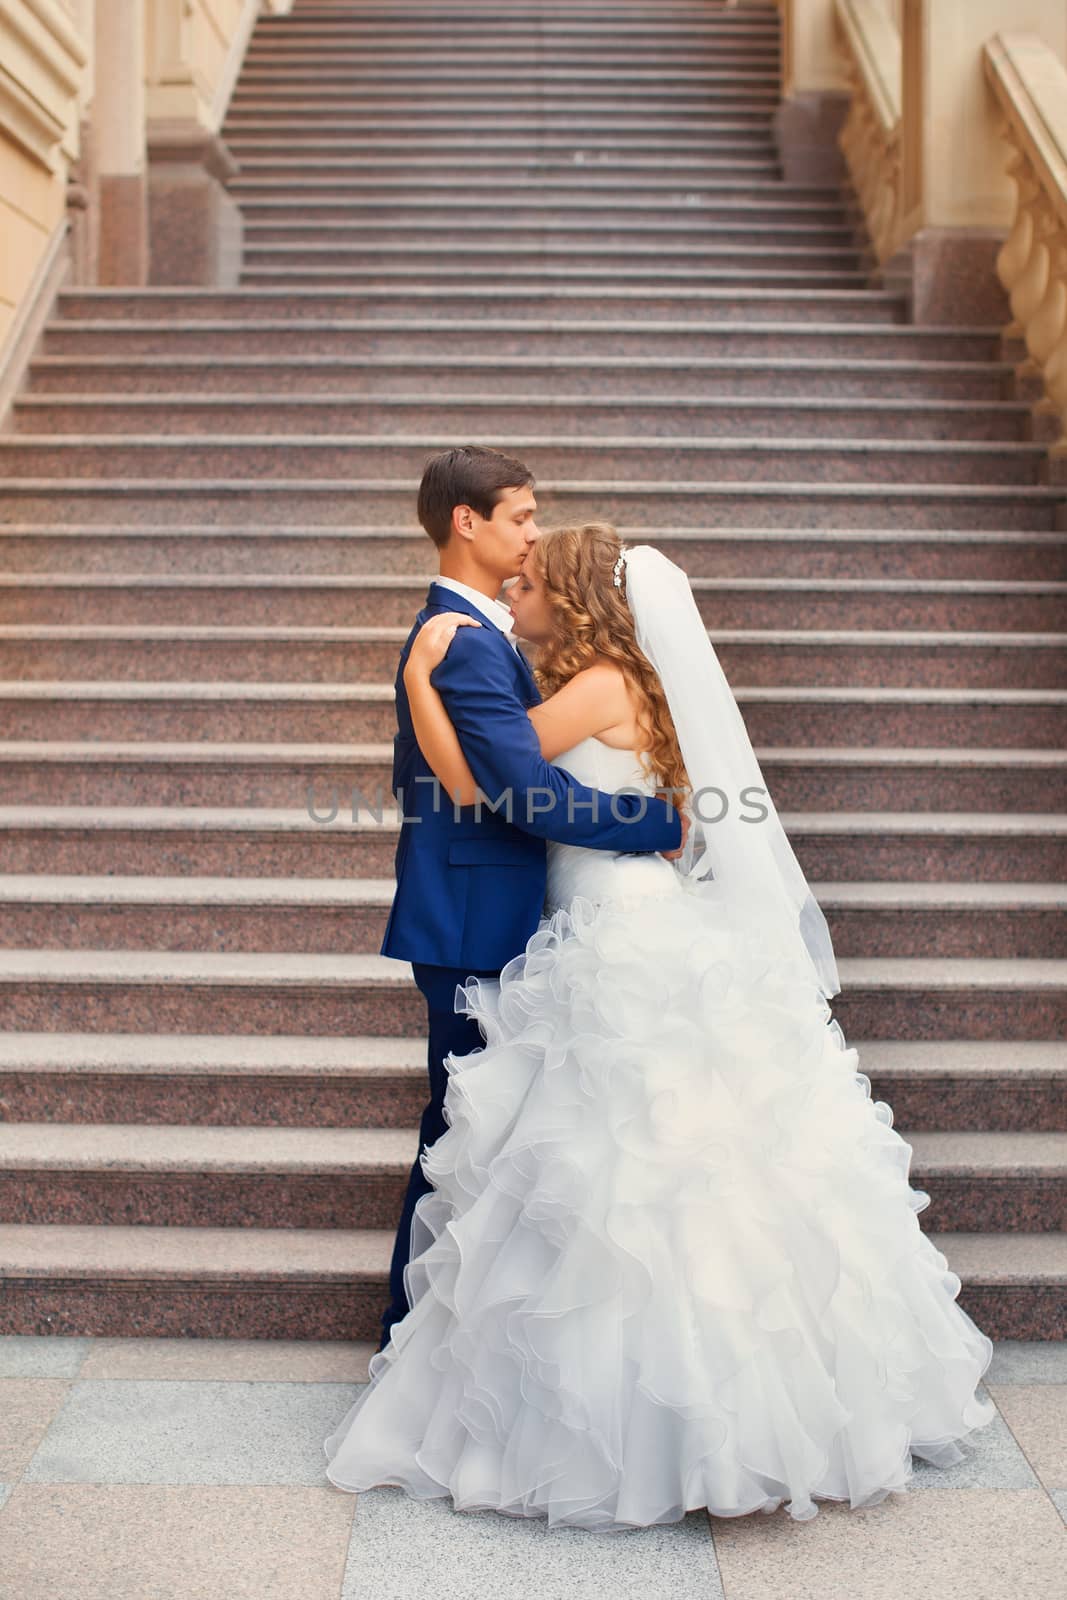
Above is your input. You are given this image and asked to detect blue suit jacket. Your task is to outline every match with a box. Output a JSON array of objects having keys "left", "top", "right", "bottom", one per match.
[{"left": 379, "top": 580, "right": 682, "bottom": 969}]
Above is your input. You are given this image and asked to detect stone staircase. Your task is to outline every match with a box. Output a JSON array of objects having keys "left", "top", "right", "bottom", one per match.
[{"left": 0, "top": 0, "right": 1064, "bottom": 1340}]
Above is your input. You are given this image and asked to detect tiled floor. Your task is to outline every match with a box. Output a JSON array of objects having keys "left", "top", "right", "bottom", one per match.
[{"left": 1, "top": 1337, "right": 1063, "bottom": 1600}]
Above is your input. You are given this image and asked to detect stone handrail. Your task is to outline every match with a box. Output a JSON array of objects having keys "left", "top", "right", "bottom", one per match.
[
  {"left": 984, "top": 32, "right": 1067, "bottom": 458},
  {"left": 832, "top": 0, "right": 903, "bottom": 263}
]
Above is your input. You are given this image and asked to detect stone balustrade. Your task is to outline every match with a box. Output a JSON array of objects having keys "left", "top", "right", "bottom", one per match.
[{"left": 985, "top": 31, "right": 1067, "bottom": 459}]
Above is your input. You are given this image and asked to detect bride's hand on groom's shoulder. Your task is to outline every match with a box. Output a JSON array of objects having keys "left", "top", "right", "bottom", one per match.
[{"left": 406, "top": 612, "right": 482, "bottom": 677}]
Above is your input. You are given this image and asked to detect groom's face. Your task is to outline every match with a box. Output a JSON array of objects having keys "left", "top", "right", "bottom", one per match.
[{"left": 465, "top": 484, "right": 540, "bottom": 580}]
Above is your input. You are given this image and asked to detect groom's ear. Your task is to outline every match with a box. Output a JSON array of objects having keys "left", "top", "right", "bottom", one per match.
[{"left": 450, "top": 503, "right": 477, "bottom": 544}]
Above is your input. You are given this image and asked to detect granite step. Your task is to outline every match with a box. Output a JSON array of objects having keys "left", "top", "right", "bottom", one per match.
[
  {"left": 229, "top": 152, "right": 787, "bottom": 178},
  {"left": 1, "top": 679, "right": 1063, "bottom": 747},
  {"left": 237, "top": 123, "right": 784, "bottom": 148},
  {"left": 0, "top": 1031, "right": 429, "bottom": 1128},
  {"left": 0, "top": 874, "right": 1060, "bottom": 960},
  {"left": 39, "top": 319, "right": 1003, "bottom": 362},
  {"left": 224, "top": 127, "right": 779, "bottom": 149},
  {"left": 0, "top": 1119, "right": 1061, "bottom": 1232},
  {"left": 240, "top": 43, "right": 781, "bottom": 63},
  {"left": 5, "top": 437, "right": 1049, "bottom": 489},
  {"left": 223, "top": 126, "right": 779, "bottom": 151},
  {"left": 3, "top": 625, "right": 1061, "bottom": 689},
  {"left": 222, "top": 112, "right": 779, "bottom": 133},
  {"left": 0, "top": 742, "right": 1061, "bottom": 814},
  {"left": 0, "top": 1120, "right": 418, "bottom": 1229},
  {"left": 233, "top": 260, "right": 876, "bottom": 289},
  {"left": 3, "top": 574, "right": 1062, "bottom": 633},
  {"left": 0, "top": 1222, "right": 1057, "bottom": 1340},
  {"left": 11, "top": 394, "right": 1032, "bottom": 443},
  {"left": 247, "top": 12, "right": 780, "bottom": 29},
  {"left": 0, "top": 807, "right": 1062, "bottom": 882},
  {"left": 110, "top": 237, "right": 871, "bottom": 269},
  {"left": 231, "top": 85, "right": 783, "bottom": 106},
  {"left": 51, "top": 288, "right": 902, "bottom": 325},
  {"left": 236, "top": 264, "right": 870, "bottom": 289},
  {"left": 226, "top": 93, "right": 782, "bottom": 116},
  {"left": 3, "top": 482, "right": 1063, "bottom": 530},
  {"left": 231, "top": 45, "right": 781, "bottom": 64},
  {"left": 251, "top": 2, "right": 780, "bottom": 19},
  {"left": 0, "top": 1033, "right": 1060, "bottom": 1134},
  {"left": 230, "top": 57, "right": 783, "bottom": 79},
  {"left": 227, "top": 175, "right": 825, "bottom": 201},
  {"left": 247, "top": 9, "right": 780, "bottom": 28},
  {"left": 22, "top": 354, "right": 1019, "bottom": 401},
  {"left": 239, "top": 30, "right": 781, "bottom": 47},
  {"left": 2, "top": 526, "right": 1061, "bottom": 581},
  {"left": 241, "top": 218, "right": 851, "bottom": 246},
  {"left": 240, "top": 36, "right": 782, "bottom": 57}
]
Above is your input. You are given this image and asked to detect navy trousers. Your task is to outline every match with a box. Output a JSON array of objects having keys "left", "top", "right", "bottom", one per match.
[{"left": 378, "top": 961, "right": 500, "bottom": 1351}]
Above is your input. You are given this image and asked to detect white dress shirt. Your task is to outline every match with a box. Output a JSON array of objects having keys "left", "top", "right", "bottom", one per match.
[{"left": 431, "top": 574, "right": 518, "bottom": 649}]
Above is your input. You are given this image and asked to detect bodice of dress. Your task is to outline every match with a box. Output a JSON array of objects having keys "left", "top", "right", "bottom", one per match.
[{"left": 545, "top": 736, "right": 683, "bottom": 914}]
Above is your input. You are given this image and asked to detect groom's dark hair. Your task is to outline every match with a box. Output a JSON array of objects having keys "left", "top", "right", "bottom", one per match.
[{"left": 417, "top": 445, "right": 535, "bottom": 548}]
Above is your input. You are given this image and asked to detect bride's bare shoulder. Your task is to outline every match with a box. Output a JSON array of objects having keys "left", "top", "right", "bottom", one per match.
[{"left": 571, "top": 658, "right": 627, "bottom": 688}]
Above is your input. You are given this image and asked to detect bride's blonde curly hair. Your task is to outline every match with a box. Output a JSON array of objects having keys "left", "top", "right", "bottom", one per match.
[{"left": 527, "top": 522, "right": 690, "bottom": 801}]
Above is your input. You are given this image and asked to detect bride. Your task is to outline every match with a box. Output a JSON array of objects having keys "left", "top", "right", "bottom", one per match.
[{"left": 322, "top": 522, "right": 995, "bottom": 1530}]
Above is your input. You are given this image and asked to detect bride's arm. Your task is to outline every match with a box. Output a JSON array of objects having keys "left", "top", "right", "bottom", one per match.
[
  {"left": 525, "top": 663, "right": 634, "bottom": 760},
  {"left": 407, "top": 620, "right": 635, "bottom": 791},
  {"left": 404, "top": 614, "right": 482, "bottom": 805}
]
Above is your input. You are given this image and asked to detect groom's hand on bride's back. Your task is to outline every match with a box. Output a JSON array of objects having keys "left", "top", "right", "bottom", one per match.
[{"left": 657, "top": 796, "right": 690, "bottom": 861}]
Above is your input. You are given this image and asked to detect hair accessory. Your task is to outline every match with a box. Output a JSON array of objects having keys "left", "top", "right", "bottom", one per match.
[{"left": 612, "top": 545, "right": 629, "bottom": 589}]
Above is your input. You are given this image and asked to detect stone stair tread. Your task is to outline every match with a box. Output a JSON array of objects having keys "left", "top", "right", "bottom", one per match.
[
  {"left": 0, "top": 1223, "right": 1061, "bottom": 1287},
  {"left": 5, "top": 573, "right": 1063, "bottom": 592},
  {"left": 807, "top": 882, "right": 1067, "bottom": 906},
  {"left": 2, "top": 627, "right": 1064, "bottom": 651},
  {"left": 922, "top": 1232, "right": 1067, "bottom": 1282},
  {"left": 0, "top": 947, "right": 1062, "bottom": 987},
  {"left": 0, "top": 874, "right": 1062, "bottom": 911},
  {"left": 1, "top": 741, "right": 1061, "bottom": 771},
  {"left": 854, "top": 1040, "right": 1067, "bottom": 1076},
  {"left": 10, "top": 437, "right": 1049, "bottom": 462},
  {"left": 0, "top": 1031, "right": 1059, "bottom": 1081},
  {"left": 0, "top": 1222, "right": 394, "bottom": 1278},
  {"left": 0, "top": 1031, "right": 424, "bottom": 1073},
  {"left": 2, "top": 742, "right": 1062, "bottom": 787},
  {"left": 0, "top": 1121, "right": 1061, "bottom": 1174},
  {"left": 244, "top": 262, "right": 873, "bottom": 277},
  {"left": 15, "top": 392, "right": 1033, "bottom": 414},
  {"left": 4, "top": 524, "right": 1058, "bottom": 540},
  {"left": 26, "top": 354, "right": 1019, "bottom": 373},
  {"left": 0, "top": 739, "right": 393, "bottom": 761},
  {"left": 904, "top": 1132, "right": 1067, "bottom": 1170},
  {"left": 4, "top": 683, "right": 1063, "bottom": 711},
  {"left": 5, "top": 526, "right": 1063, "bottom": 561},
  {"left": 2, "top": 805, "right": 1062, "bottom": 833},
  {"left": 0, "top": 948, "right": 413, "bottom": 983},
  {"left": 0, "top": 874, "right": 397, "bottom": 903},
  {"left": 0, "top": 1121, "right": 416, "bottom": 1169},
  {"left": 790, "top": 811, "right": 1067, "bottom": 833},
  {"left": 6, "top": 478, "right": 1061, "bottom": 502},
  {"left": 43, "top": 317, "right": 999, "bottom": 335}
]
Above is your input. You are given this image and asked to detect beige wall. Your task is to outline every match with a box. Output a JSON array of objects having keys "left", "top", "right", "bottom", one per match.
[
  {"left": 0, "top": 0, "right": 293, "bottom": 354},
  {"left": 0, "top": 0, "right": 88, "bottom": 350},
  {"left": 145, "top": 0, "right": 262, "bottom": 131},
  {"left": 904, "top": 0, "right": 1067, "bottom": 230}
]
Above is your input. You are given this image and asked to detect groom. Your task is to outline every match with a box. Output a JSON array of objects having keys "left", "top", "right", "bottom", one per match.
[{"left": 376, "top": 444, "right": 686, "bottom": 1350}]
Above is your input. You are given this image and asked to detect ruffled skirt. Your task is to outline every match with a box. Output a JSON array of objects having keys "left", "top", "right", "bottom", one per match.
[{"left": 322, "top": 881, "right": 996, "bottom": 1530}]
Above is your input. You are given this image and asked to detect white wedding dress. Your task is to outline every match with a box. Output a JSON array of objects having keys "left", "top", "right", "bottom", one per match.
[{"left": 323, "top": 736, "right": 996, "bottom": 1530}]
